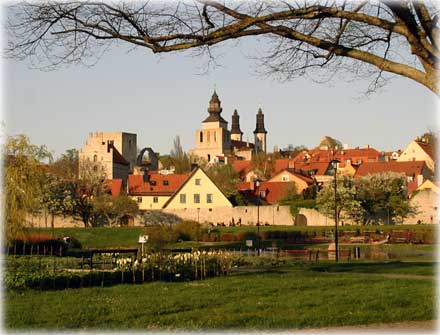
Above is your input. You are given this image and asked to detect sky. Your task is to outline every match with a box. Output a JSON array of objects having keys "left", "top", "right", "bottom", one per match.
[{"left": 3, "top": 36, "right": 438, "bottom": 159}]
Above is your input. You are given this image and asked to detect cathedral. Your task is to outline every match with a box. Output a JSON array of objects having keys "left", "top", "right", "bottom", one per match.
[{"left": 192, "top": 90, "right": 267, "bottom": 163}]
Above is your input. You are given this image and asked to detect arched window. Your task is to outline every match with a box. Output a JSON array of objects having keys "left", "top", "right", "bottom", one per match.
[
  {"left": 93, "top": 155, "right": 98, "bottom": 162},
  {"left": 199, "top": 132, "right": 203, "bottom": 143}
]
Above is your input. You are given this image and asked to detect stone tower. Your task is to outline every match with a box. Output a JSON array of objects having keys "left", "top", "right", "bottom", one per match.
[
  {"left": 230, "top": 109, "right": 243, "bottom": 141},
  {"left": 193, "top": 90, "right": 231, "bottom": 162},
  {"left": 253, "top": 107, "right": 267, "bottom": 153}
]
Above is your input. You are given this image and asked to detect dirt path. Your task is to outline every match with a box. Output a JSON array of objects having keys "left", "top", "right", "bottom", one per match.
[{"left": 300, "top": 320, "right": 437, "bottom": 333}]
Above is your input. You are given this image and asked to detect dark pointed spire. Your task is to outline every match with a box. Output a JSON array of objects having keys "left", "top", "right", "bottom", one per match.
[
  {"left": 230, "top": 109, "right": 243, "bottom": 135},
  {"left": 253, "top": 107, "right": 267, "bottom": 134},
  {"left": 203, "top": 90, "right": 227, "bottom": 123}
]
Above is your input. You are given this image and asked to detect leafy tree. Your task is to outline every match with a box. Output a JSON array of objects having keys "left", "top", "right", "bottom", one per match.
[
  {"left": 355, "top": 172, "right": 416, "bottom": 224},
  {"left": 251, "top": 152, "right": 275, "bottom": 180},
  {"left": 48, "top": 148, "right": 78, "bottom": 179},
  {"left": 316, "top": 174, "right": 364, "bottom": 223},
  {"left": 4, "top": 135, "right": 52, "bottom": 240},
  {"left": 318, "top": 136, "right": 343, "bottom": 149},
  {"left": 92, "top": 194, "right": 139, "bottom": 227},
  {"left": 206, "top": 163, "right": 240, "bottom": 199},
  {"left": 7, "top": 2, "right": 439, "bottom": 94},
  {"left": 280, "top": 183, "right": 316, "bottom": 216}
]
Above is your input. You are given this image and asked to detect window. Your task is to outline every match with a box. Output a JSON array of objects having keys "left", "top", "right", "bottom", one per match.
[
  {"left": 199, "top": 132, "right": 203, "bottom": 143},
  {"left": 207, "top": 131, "right": 210, "bottom": 142},
  {"left": 207, "top": 194, "right": 213, "bottom": 203},
  {"left": 207, "top": 154, "right": 211, "bottom": 162},
  {"left": 180, "top": 194, "right": 186, "bottom": 204},
  {"left": 281, "top": 175, "right": 289, "bottom": 182},
  {"left": 195, "top": 178, "right": 201, "bottom": 185},
  {"left": 153, "top": 196, "right": 158, "bottom": 203},
  {"left": 163, "top": 180, "right": 169, "bottom": 186},
  {"left": 194, "top": 193, "right": 200, "bottom": 203},
  {"left": 137, "top": 197, "right": 142, "bottom": 203},
  {"left": 214, "top": 131, "right": 217, "bottom": 142},
  {"left": 93, "top": 155, "right": 98, "bottom": 162}
]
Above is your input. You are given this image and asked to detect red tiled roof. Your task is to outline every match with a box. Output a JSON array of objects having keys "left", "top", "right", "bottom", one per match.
[
  {"left": 416, "top": 141, "right": 435, "bottom": 160},
  {"left": 237, "top": 181, "right": 297, "bottom": 204},
  {"left": 231, "top": 140, "right": 255, "bottom": 150},
  {"left": 274, "top": 159, "right": 290, "bottom": 173},
  {"left": 258, "top": 182, "right": 297, "bottom": 205},
  {"left": 354, "top": 161, "right": 426, "bottom": 178},
  {"left": 407, "top": 179, "right": 419, "bottom": 196},
  {"left": 107, "top": 179, "right": 123, "bottom": 198},
  {"left": 293, "top": 148, "right": 381, "bottom": 164},
  {"left": 232, "top": 160, "right": 253, "bottom": 176},
  {"left": 292, "top": 161, "right": 331, "bottom": 176},
  {"left": 128, "top": 173, "right": 188, "bottom": 196}
]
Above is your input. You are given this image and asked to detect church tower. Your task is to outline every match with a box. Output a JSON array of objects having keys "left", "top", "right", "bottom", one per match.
[
  {"left": 253, "top": 107, "right": 267, "bottom": 153},
  {"left": 230, "top": 109, "right": 243, "bottom": 141},
  {"left": 192, "top": 90, "right": 231, "bottom": 162}
]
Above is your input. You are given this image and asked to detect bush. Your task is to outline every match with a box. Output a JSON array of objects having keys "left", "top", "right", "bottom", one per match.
[
  {"left": 147, "top": 225, "right": 178, "bottom": 250},
  {"left": 219, "top": 233, "right": 236, "bottom": 242},
  {"left": 174, "top": 221, "right": 201, "bottom": 241}
]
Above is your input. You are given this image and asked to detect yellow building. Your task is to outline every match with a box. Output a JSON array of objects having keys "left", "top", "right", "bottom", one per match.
[
  {"left": 268, "top": 169, "right": 314, "bottom": 193},
  {"left": 128, "top": 167, "right": 232, "bottom": 210},
  {"left": 163, "top": 167, "right": 233, "bottom": 209},
  {"left": 397, "top": 138, "right": 435, "bottom": 173},
  {"left": 128, "top": 173, "right": 189, "bottom": 210}
]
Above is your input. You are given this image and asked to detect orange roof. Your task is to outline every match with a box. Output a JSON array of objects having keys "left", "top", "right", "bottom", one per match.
[
  {"left": 128, "top": 173, "right": 188, "bottom": 196},
  {"left": 416, "top": 141, "right": 435, "bottom": 160},
  {"left": 106, "top": 179, "right": 123, "bottom": 198},
  {"left": 259, "top": 182, "right": 296, "bottom": 205},
  {"left": 407, "top": 179, "right": 419, "bottom": 196},
  {"left": 274, "top": 159, "right": 290, "bottom": 173},
  {"left": 232, "top": 160, "right": 253, "bottom": 177},
  {"left": 231, "top": 140, "right": 254, "bottom": 150},
  {"left": 293, "top": 161, "right": 331, "bottom": 176},
  {"left": 354, "top": 161, "right": 426, "bottom": 178},
  {"left": 237, "top": 181, "right": 296, "bottom": 204}
]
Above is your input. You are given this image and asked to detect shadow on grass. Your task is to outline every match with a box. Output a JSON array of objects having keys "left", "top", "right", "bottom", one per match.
[{"left": 309, "top": 261, "right": 437, "bottom": 276}]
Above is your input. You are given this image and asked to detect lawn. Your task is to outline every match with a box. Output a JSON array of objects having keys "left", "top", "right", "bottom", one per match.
[
  {"left": 28, "top": 225, "right": 436, "bottom": 250},
  {"left": 5, "top": 261, "right": 436, "bottom": 330}
]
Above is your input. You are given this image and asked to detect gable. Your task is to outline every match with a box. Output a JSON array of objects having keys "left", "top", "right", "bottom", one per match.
[{"left": 164, "top": 168, "right": 233, "bottom": 209}]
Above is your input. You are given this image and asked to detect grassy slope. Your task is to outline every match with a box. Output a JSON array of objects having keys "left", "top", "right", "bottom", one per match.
[{"left": 5, "top": 262, "right": 435, "bottom": 330}]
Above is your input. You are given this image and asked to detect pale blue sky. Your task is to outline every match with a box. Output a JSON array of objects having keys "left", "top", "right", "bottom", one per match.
[{"left": 4, "top": 38, "right": 438, "bottom": 159}]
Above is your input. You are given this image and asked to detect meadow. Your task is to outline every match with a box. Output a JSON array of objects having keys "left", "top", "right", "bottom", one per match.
[{"left": 5, "top": 260, "right": 435, "bottom": 330}]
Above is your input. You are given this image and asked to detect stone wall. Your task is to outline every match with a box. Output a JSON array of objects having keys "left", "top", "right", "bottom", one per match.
[
  {"left": 163, "top": 205, "right": 293, "bottom": 226},
  {"left": 25, "top": 214, "right": 84, "bottom": 228}
]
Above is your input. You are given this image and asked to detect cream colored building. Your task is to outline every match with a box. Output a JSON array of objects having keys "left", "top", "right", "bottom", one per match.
[
  {"left": 79, "top": 131, "right": 137, "bottom": 184},
  {"left": 268, "top": 169, "right": 313, "bottom": 193},
  {"left": 163, "top": 167, "right": 233, "bottom": 209},
  {"left": 192, "top": 91, "right": 231, "bottom": 163},
  {"left": 397, "top": 138, "right": 435, "bottom": 173}
]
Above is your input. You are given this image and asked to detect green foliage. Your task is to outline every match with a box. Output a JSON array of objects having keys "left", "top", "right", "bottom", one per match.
[
  {"left": 170, "top": 136, "right": 191, "bottom": 173},
  {"left": 139, "top": 210, "right": 182, "bottom": 226},
  {"left": 317, "top": 172, "right": 416, "bottom": 225},
  {"left": 279, "top": 184, "right": 316, "bottom": 216},
  {"left": 48, "top": 149, "right": 78, "bottom": 179},
  {"left": 251, "top": 152, "right": 275, "bottom": 180},
  {"left": 4, "top": 135, "right": 52, "bottom": 241},
  {"left": 92, "top": 195, "right": 138, "bottom": 227},
  {"left": 206, "top": 163, "right": 240, "bottom": 198},
  {"left": 317, "top": 136, "right": 343, "bottom": 149},
  {"left": 174, "top": 221, "right": 201, "bottom": 241}
]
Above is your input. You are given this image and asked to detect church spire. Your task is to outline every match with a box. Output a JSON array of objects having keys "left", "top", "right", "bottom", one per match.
[
  {"left": 203, "top": 90, "right": 227, "bottom": 124},
  {"left": 230, "top": 109, "right": 243, "bottom": 142},
  {"left": 253, "top": 107, "right": 267, "bottom": 134}
]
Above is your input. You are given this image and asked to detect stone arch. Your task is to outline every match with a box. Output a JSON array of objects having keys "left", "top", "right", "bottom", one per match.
[
  {"left": 136, "top": 147, "right": 158, "bottom": 169},
  {"left": 295, "top": 214, "right": 308, "bottom": 226}
]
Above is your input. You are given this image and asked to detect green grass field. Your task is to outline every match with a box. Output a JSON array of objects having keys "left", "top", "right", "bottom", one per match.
[
  {"left": 5, "top": 261, "right": 436, "bottom": 330},
  {"left": 28, "top": 225, "right": 436, "bottom": 250}
]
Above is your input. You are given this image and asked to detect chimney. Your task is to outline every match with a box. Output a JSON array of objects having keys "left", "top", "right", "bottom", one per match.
[
  {"left": 364, "top": 144, "right": 370, "bottom": 149},
  {"left": 343, "top": 143, "right": 349, "bottom": 149}
]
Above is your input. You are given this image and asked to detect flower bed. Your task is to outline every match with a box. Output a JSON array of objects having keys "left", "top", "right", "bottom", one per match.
[{"left": 5, "top": 250, "right": 234, "bottom": 290}]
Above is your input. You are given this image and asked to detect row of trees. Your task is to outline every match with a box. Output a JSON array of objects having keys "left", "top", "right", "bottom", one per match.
[
  {"left": 5, "top": 135, "right": 138, "bottom": 241},
  {"left": 316, "top": 172, "right": 416, "bottom": 225}
]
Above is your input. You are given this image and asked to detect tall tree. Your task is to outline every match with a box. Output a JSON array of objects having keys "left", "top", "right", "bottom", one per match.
[
  {"left": 4, "top": 135, "right": 52, "bottom": 240},
  {"left": 6, "top": 2, "right": 440, "bottom": 94},
  {"left": 206, "top": 163, "right": 240, "bottom": 198},
  {"left": 170, "top": 136, "right": 191, "bottom": 173}
]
